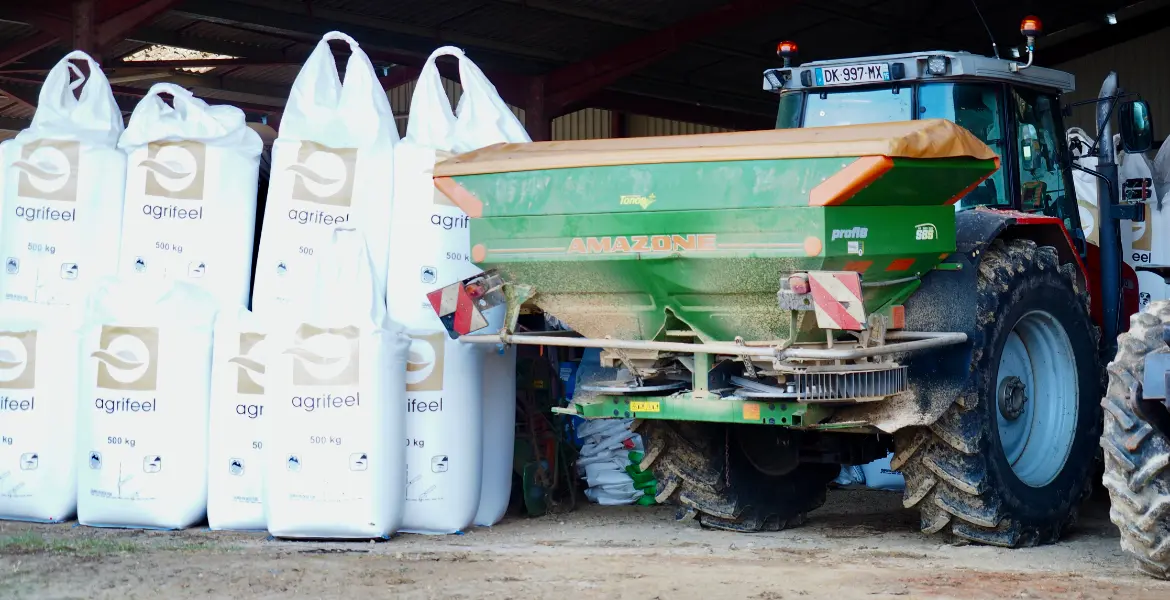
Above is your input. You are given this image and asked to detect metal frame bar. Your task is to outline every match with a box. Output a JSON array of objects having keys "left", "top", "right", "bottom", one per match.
[
  {"left": 573, "top": 393, "right": 839, "bottom": 428},
  {"left": 460, "top": 330, "right": 968, "bottom": 361}
]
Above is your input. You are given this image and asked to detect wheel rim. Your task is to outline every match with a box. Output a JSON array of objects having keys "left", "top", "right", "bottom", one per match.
[{"left": 995, "top": 310, "right": 1079, "bottom": 487}]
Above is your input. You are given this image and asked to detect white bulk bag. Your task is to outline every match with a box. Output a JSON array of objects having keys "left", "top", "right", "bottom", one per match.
[
  {"left": 389, "top": 46, "right": 529, "bottom": 533},
  {"left": 264, "top": 227, "right": 409, "bottom": 539},
  {"left": 474, "top": 344, "right": 516, "bottom": 526},
  {"left": 76, "top": 278, "right": 218, "bottom": 529},
  {"left": 0, "top": 51, "right": 126, "bottom": 306},
  {"left": 1068, "top": 128, "right": 1100, "bottom": 245},
  {"left": 0, "top": 303, "right": 82, "bottom": 522},
  {"left": 252, "top": 32, "right": 398, "bottom": 317},
  {"left": 118, "top": 84, "right": 262, "bottom": 308},
  {"left": 1068, "top": 127, "right": 1165, "bottom": 266},
  {"left": 1118, "top": 144, "right": 1162, "bottom": 266},
  {"left": 400, "top": 331, "right": 483, "bottom": 534},
  {"left": 207, "top": 308, "right": 270, "bottom": 531},
  {"left": 1138, "top": 270, "right": 1170, "bottom": 311}
]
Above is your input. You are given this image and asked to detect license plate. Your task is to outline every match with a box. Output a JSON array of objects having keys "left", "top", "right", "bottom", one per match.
[
  {"left": 630, "top": 401, "right": 660, "bottom": 413},
  {"left": 815, "top": 63, "right": 891, "bottom": 86}
]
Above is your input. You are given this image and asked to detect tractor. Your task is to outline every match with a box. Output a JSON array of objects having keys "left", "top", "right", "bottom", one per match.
[{"left": 427, "top": 17, "right": 1156, "bottom": 550}]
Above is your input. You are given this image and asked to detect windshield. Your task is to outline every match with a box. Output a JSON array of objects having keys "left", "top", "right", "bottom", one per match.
[
  {"left": 804, "top": 87, "right": 913, "bottom": 127},
  {"left": 777, "top": 83, "right": 1008, "bottom": 210},
  {"left": 772, "top": 81, "right": 1082, "bottom": 237}
]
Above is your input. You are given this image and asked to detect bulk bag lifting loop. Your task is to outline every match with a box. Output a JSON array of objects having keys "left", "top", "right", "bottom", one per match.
[
  {"left": 282, "top": 31, "right": 399, "bottom": 146},
  {"left": 251, "top": 31, "right": 397, "bottom": 316},
  {"left": 0, "top": 51, "right": 126, "bottom": 306},
  {"left": 31, "top": 51, "right": 122, "bottom": 144},
  {"left": 117, "top": 82, "right": 262, "bottom": 308}
]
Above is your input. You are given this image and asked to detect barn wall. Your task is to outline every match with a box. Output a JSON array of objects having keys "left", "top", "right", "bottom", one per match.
[
  {"left": 627, "top": 116, "right": 731, "bottom": 137},
  {"left": 388, "top": 77, "right": 729, "bottom": 140},
  {"left": 1057, "top": 27, "right": 1170, "bottom": 142}
]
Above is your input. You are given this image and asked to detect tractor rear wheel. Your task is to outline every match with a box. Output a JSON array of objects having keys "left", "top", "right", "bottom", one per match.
[
  {"left": 893, "top": 238, "right": 1100, "bottom": 547},
  {"left": 637, "top": 420, "right": 837, "bottom": 531},
  {"left": 1101, "top": 301, "right": 1170, "bottom": 579}
]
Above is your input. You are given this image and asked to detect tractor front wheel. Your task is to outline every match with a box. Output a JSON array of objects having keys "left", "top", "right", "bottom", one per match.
[
  {"left": 1101, "top": 301, "right": 1170, "bottom": 579},
  {"left": 894, "top": 238, "right": 1101, "bottom": 547}
]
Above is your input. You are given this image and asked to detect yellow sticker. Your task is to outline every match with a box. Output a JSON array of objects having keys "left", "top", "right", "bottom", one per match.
[
  {"left": 630, "top": 401, "right": 661, "bottom": 413},
  {"left": 743, "top": 402, "right": 761, "bottom": 421}
]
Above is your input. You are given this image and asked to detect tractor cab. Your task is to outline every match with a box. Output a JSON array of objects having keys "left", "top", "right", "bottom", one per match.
[
  {"left": 763, "top": 47, "right": 1085, "bottom": 244},
  {"left": 763, "top": 18, "right": 1158, "bottom": 349}
]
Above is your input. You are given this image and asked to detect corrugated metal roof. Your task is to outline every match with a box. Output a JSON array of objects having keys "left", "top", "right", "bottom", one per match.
[
  {"left": 0, "top": 21, "right": 38, "bottom": 40},
  {"left": 0, "top": 78, "right": 44, "bottom": 121},
  {"left": 174, "top": 20, "right": 301, "bottom": 51},
  {"left": 422, "top": 4, "right": 633, "bottom": 61},
  {"left": 306, "top": 0, "right": 488, "bottom": 29},
  {"left": 225, "top": 64, "right": 302, "bottom": 84},
  {"left": 554, "top": 0, "right": 726, "bottom": 26},
  {"left": 0, "top": 0, "right": 1155, "bottom": 135}
]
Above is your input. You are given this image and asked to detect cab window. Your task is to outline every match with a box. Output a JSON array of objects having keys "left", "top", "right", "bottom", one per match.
[
  {"left": 775, "top": 91, "right": 803, "bottom": 129},
  {"left": 918, "top": 82, "right": 1008, "bottom": 209},
  {"left": 1011, "top": 87, "right": 1074, "bottom": 228}
]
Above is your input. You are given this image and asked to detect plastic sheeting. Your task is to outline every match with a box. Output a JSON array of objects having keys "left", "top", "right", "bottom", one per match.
[{"left": 435, "top": 119, "right": 997, "bottom": 177}]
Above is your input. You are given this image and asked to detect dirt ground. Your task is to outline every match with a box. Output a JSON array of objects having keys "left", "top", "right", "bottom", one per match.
[{"left": 2, "top": 490, "right": 1168, "bottom": 600}]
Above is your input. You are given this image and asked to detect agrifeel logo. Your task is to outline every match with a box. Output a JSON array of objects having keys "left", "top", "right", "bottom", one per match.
[
  {"left": 0, "top": 330, "right": 36, "bottom": 390},
  {"left": 228, "top": 332, "right": 267, "bottom": 395},
  {"left": 287, "top": 141, "right": 357, "bottom": 207},
  {"left": 141, "top": 141, "right": 206, "bottom": 200},
  {"left": 92, "top": 326, "right": 159, "bottom": 391},
  {"left": 14, "top": 139, "right": 79, "bottom": 202},
  {"left": 406, "top": 332, "right": 446, "bottom": 392},
  {"left": 284, "top": 324, "right": 359, "bottom": 386}
]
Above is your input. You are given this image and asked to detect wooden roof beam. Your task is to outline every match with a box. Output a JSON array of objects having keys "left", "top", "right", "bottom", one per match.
[
  {"left": 0, "top": 33, "right": 61, "bottom": 70},
  {"left": 542, "top": 0, "right": 797, "bottom": 112},
  {"left": 97, "top": 0, "right": 185, "bottom": 48}
]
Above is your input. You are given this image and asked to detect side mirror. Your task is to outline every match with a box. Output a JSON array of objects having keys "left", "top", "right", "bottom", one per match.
[
  {"left": 1020, "top": 124, "right": 1041, "bottom": 170},
  {"left": 1120, "top": 100, "right": 1154, "bottom": 154}
]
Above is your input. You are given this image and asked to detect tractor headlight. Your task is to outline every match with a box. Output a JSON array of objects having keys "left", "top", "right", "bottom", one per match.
[
  {"left": 763, "top": 69, "right": 784, "bottom": 90},
  {"left": 926, "top": 55, "right": 949, "bottom": 76}
]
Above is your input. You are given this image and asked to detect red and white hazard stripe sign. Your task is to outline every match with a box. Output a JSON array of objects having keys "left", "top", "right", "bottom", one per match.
[
  {"left": 807, "top": 271, "right": 866, "bottom": 330},
  {"left": 427, "top": 281, "right": 489, "bottom": 336}
]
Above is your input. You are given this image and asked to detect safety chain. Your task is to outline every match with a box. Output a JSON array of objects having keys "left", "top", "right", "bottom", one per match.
[
  {"left": 735, "top": 336, "right": 758, "bottom": 379},
  {"left": 609, "top": 342, "right": 643, "bottom": 386}
]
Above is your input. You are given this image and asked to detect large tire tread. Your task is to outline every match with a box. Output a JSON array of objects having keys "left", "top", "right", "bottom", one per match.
[
  {"left": 1101, "top": 300, "right": 1170, "bottom": 579},
  {"left": 894, "top": 238, "right": 1099, "bottom": 547},
  {"left": 637, "top": 420, "right": 835, "bottom": 532}
]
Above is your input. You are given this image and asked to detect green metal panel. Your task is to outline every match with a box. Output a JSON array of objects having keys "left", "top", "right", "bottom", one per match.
[
  {"left": 842, "top": 158, "right": 998, "bottom": 206},
  {"left": 458, "top": 158, "right": 851, "bottom": 217},
  {"left": 471, "top": 205, "right": 955, "bottom": 341},
  {"left": 442, "top": 151, "right": 993, "bottom": 342},
  {"left": 574, "top": 393, "right": 835, "bottom": 428},
  {"left": 453, "top": 156, "right": 996, "bottom": 217}
]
